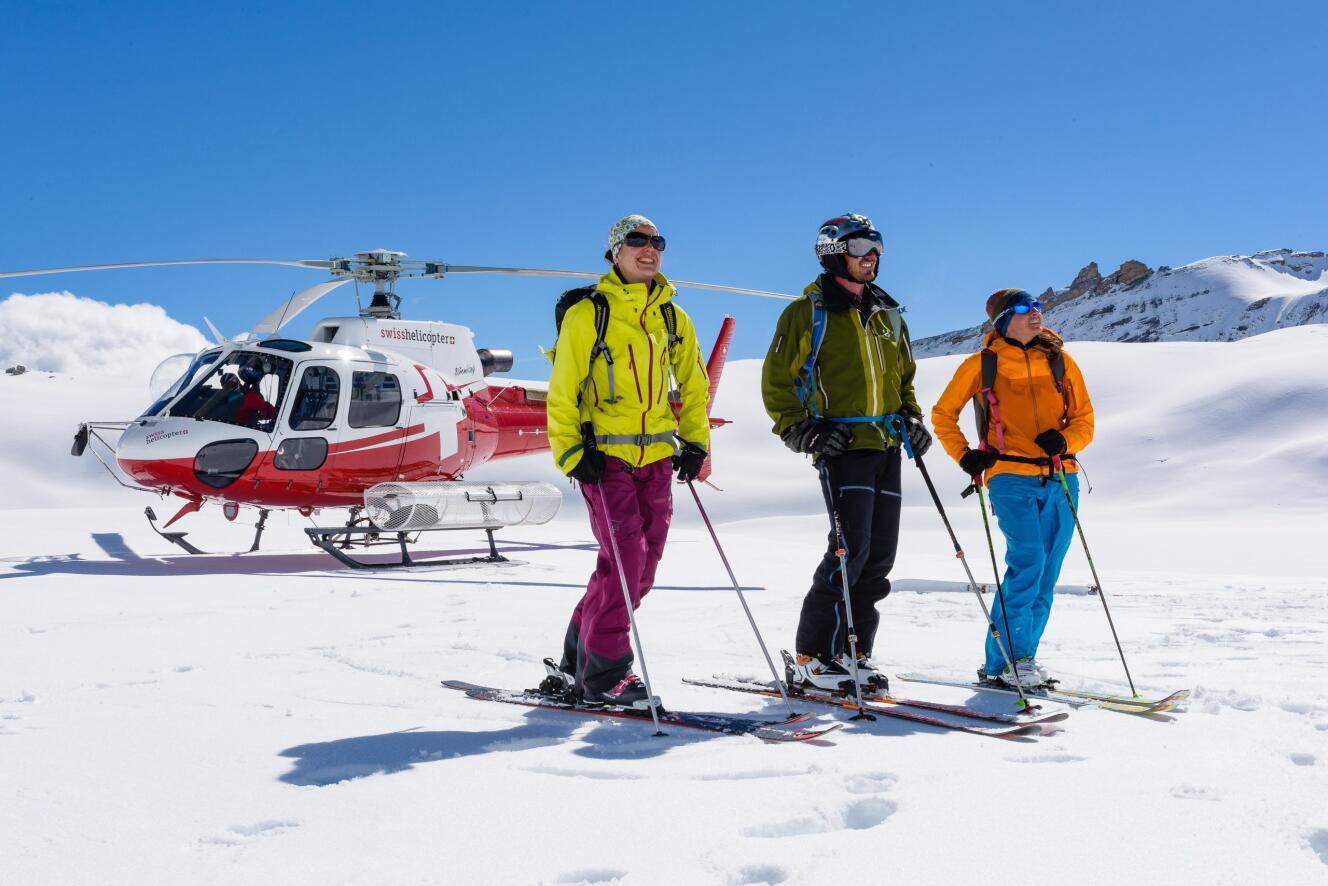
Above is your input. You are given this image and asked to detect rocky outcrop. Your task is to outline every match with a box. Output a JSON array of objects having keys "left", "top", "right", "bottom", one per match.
[
  {"left": 1067, "top": 262, "right": 1102, "bottom": 301},
  {"left": 1115, "top": 260, "right": 1151, "bottom": 286}
]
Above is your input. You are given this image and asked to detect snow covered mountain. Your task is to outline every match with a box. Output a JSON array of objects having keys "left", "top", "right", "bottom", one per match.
[{"left": 913, "top": 248, "right": 1328, "bottom": 357}]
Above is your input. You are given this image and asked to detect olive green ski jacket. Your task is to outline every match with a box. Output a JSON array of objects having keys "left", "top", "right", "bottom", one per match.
[{"left": 761, "top": 275, "right": 921, "bottom": 451}]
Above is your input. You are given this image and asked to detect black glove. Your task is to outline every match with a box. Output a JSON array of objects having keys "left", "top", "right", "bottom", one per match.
[
  {"left": 782, "top": 418, "right": 852, "bottom": 457},
  {"left": 902, "top": 414, "right": 932, "bottom": 458},
  {"left": 959, "top": 448, "right": 995, "bottom": 477},
  {"left": 1034, "top": 429, "right": 1068, "bottom": 457},
  {"left": 568, "top": 448, "right": 606, "bottom": 485},
  {"left": 672, "top": 442, "right": 707, "bottom": 483}
]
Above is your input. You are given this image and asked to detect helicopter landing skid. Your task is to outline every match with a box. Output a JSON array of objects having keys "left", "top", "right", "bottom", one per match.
[
  {"left": 144, "top": 506, "right": 271, "bottom": 555},
  {"left": 305, "top": 523, "right": 508, "bottom": 570}
]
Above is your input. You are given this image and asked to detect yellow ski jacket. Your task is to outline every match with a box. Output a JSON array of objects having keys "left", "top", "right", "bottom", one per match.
[{"left": 547, "top": 270, "right": 710, "bottom": 474}]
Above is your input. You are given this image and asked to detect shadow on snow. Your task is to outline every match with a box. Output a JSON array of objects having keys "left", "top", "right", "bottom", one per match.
[
  {"left": 0, "top": 532, "right": 761, "bottom": 591},
  {"left": 278, "top": 708, "right": 731, "bottom": 786}
]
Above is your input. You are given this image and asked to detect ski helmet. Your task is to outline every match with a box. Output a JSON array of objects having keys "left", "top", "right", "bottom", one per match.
[
  {"left": 815, "top": 213, "right": 883, "bottom": 279},
  {"left": 238, "top": 364, "right": 264, "bottom": 385}
]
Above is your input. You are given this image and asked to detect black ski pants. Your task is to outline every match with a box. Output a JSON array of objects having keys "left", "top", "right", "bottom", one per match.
[{"left": 797, "top": 447, "right": 902, "bottom": 661}]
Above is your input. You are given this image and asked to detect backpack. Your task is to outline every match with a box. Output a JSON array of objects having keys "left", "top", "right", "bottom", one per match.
[
  {"left": 792, "top": 289, "right": 908, "bottom": 439},
  {"left": 972, "top": 346, "right": 1072, "bottom": 463},
  {"left": 554, "top": 286, "right": 681, "bottom": 406}
]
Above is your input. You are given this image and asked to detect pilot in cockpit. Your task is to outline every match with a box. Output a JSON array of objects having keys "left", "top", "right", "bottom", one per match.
[
  {"left": 234, "top": 364, "right": 277, "bottom": 428},
  {"left": 199, "top": 372, "right": 244, "bottom": 423}
]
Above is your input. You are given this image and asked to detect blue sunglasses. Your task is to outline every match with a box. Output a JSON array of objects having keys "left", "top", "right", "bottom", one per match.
[{"left": 994, "top": 299, "right": 1042, "bottom": 323}]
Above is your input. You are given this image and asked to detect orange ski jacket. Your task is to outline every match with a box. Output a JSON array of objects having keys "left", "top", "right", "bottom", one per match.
[{"left": 931, "top": 331, "right": 1094, "bottom": 482}]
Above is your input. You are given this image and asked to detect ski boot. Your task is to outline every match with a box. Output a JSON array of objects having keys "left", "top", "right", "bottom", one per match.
[
  {"left": 979, "top": 659, "right": 1053, "bottom": 690},
  {"left": 848, "top": 655, "right": 890, "bottom": 694},
  {"left": 582, "top": 674, "right": 662, "bottom": 712},
  {"left": 1017, "top": 659, "right": 1056, "bottom": 689},
  {"left": 785, "top": 652, "right": 859, "bottom": 695}
]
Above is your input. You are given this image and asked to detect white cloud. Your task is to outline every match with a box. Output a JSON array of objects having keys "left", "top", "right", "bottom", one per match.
[{"left": 0, "top": 291, "right": 209, "bottom": 376}]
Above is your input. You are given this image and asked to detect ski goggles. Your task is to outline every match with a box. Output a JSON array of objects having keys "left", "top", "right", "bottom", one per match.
[
  {"left": 818, "top": 231, "right": 884, "bottom": 258},
  {"left": 620, "top": 231, "right": 667, "bottom": 251},
  {"left": 844, "top": 231, "right": 884, "bottom": 257},
  {"left": 993, "top": 299, "right": 1042, "bottom": 323}
]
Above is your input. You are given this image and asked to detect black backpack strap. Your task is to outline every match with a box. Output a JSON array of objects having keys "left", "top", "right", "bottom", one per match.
[
  {"left": 660, "top": 302, "right": 681, "bottom": 355},
  {"left": 555, "top": 287, "right": 620, "bottom": 405},
  {"left": 586, "top": 292, "right": 620, "bottom": 404},
  {"left": 1048, "top": 351, "right": 1070, "bottom": 427},
  {"left": 970, "top": 348, "right": 999, "bottom": 452}
]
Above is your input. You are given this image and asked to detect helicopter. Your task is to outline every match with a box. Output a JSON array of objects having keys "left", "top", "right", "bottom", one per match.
[{"left": 1, "top": 249, "right": 794, "bottom": 567}]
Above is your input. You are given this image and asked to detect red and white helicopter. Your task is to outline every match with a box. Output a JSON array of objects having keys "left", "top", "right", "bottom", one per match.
[{"left": 2, "top": 250, "right": 792, "bottom": 567}]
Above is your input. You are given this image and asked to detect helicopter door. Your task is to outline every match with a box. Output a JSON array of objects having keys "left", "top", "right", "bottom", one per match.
[
  {"left": 265, "top": 362, "right": 344, "bottom": 505},
  {"left": 333, "top": 366, "right": 409, "bottom": 492}
]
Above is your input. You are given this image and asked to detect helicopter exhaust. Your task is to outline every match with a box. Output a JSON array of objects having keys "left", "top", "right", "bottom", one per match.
[
  {"left": 477, "top": 348, "right": 514, "bottom": 376},
  {"left": 364, "top": 481, "right": 561, "bottom": 532}
]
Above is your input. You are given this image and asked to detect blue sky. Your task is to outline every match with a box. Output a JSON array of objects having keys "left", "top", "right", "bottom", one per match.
[{"left": 3, "top": 1, "right": 1324, "bottom": 373}]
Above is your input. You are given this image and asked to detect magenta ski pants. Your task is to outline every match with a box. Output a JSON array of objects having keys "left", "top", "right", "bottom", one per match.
[{"left": 561, "top": 457, "right": 674, "bottom": 695}]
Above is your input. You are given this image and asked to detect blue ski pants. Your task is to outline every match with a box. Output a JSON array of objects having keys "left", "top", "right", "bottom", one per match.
[{"left": 983, "top": 472, "right": 1079, "bottom": 675}]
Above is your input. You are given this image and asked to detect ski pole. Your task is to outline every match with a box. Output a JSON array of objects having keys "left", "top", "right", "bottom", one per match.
[
  {"left": 1052, "top": 458, "right": 1137, "bottom": 697},
  {"left": 686, "top": 480, "right": 796, "bottom": 717},
  {"left": 883, "top": 413, "right": 1032, "bottom": 710},
  {"left": 816, "top": 461, "right": 875, "bottom": 722},
  {"left": 919, "top": 459, "right": 1032, "bottom": 708},
  {"left": 596, "top": 484, "right": 665, "bottom": 735},
  {"left": 972, "top": 482, "right": 1027, "bottom": 703}
]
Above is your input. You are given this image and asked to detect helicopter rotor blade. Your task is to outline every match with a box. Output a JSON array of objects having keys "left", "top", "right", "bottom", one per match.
[
  {"left": 0, "top": 258, "right": 337, "bottom": 280},
  {"left": 250, "top": 278, "right": 354, "bottom": 336},
  {"left": 437, "top": 265, "right": 796, "bottom": 301},
  {"left": 667, "top": 278, "right": 797, "bottom": 301},
  {"left": 203, "top": 316, "right": 227, "bottom": 345}
]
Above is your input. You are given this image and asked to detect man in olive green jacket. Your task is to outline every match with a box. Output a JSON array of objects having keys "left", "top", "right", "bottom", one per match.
[{"left": 761, "top": 213, "right": 931, "bottom": 693}]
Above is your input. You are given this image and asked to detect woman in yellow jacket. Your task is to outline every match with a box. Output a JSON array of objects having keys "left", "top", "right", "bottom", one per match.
[
  {"left": 931, "top": 289, "right": 1094, "bottom": 688},
  {"left": 544, "top": 214, "right": 711, "bottom": 708}
]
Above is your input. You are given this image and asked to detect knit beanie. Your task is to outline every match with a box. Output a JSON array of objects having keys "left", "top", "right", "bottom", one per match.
[
  {"left": 986, "top": 288, "right": 1033, "bottom": 337},
  {"left": 605, "top": 214, "right": 656, "bottom": 262}
]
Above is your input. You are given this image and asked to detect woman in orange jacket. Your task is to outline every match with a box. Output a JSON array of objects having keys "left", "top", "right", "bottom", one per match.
[{"left": 930, "top": 289, "right": 1094, "bottom": 688}]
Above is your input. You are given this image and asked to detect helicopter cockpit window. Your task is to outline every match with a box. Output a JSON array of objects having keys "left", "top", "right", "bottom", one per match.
[
  {"left": 143, "top": 350, "right": 221, "bottom": 417},
  {"left": 289, "top": 366, "right": 340, "bottom": 431},
  {"left": 349, "top": 371, "right": 402, "bottom": 429},
  {"left": 170, "top": 351, "right": 294, "bottom": 432}
]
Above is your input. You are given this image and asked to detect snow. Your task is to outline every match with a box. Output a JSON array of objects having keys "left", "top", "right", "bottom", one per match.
[{"left": 3, "top": 324, "right": 1328, "bottom": 885}]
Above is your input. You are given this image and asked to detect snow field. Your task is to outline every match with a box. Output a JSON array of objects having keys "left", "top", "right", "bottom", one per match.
[{"left": 2, "top": 326, "right": 1327, "bottom": 883}]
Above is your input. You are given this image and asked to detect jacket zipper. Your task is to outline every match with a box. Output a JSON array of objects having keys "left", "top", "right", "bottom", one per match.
[
  {"left": 856, "top": 309, "right": 885, "bottom": 443},
  {"left": 1023, "top": 350, "right": 1044, "bottom": 431},
  {"left": 641, "top": 290, "right": 662, "bottom": 462},
  {"left": 627, "top": 343, "right": 645, "bottom": 401}
]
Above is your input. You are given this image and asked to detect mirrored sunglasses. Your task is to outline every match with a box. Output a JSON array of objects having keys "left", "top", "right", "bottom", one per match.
[
  {"left": 995, "top": 299, "right": 1043, "bottom": 323},
  {"left": 621, "top": 232, "right": 666, "bottom": 251}
]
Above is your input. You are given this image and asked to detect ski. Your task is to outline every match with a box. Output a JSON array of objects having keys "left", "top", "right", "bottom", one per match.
[
  {"left": 441, "top": 680, "right": 843, "bottom": 743},
  {"left": 1049, "top": 686, "right": 1190, "bottom": 709},
  {"left": 684, "top": 674, "right": 1069, "bottom": 727},
  {"left": 683, "top": 676, "right": 1053, "bottom": 740},
  {"left": 895, "top": 673, "right": 1188, "bottom": 714}
]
